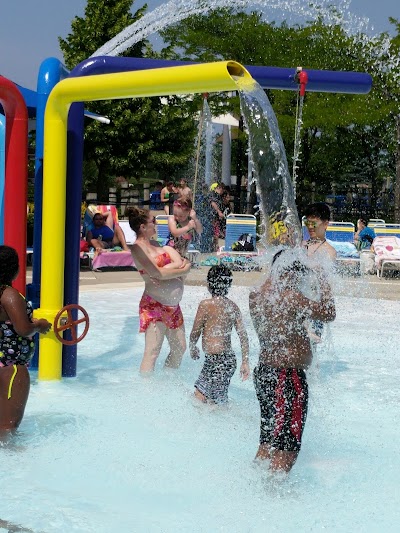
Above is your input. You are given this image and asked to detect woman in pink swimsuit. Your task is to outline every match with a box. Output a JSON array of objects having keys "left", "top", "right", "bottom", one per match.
[{"left": 129, "top": 206, "right": 191, "bottom": 373}]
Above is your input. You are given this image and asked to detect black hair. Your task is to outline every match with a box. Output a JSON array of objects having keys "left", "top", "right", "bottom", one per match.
[
  {"left": 358, "top": 217, "right": 368, "bottom": 226},
  {"left": 0, "top": 245, "right": 19, "bottom": 286},
  {"left": 271, "top": 249, "right": 310, "bottom": 289},
  {"left": 303, "top": 202, "right": 331, "bottom": 222},
  {"left": 207, "top": 265, "right": 232, "bottom": 296}
]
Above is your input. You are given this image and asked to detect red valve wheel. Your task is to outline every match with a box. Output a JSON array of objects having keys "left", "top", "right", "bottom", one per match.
[{"left": 53, "top": 304, "right": 90, "bottom": 345}]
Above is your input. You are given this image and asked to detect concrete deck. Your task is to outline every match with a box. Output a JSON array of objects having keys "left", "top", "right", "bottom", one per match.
[{"left": 26, "top": 256, "right": 400, "bottom": 301}]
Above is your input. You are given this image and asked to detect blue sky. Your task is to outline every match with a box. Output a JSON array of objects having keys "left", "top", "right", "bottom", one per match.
[{"left": 0, "top": 0, "right": 398, "bottom": 89}]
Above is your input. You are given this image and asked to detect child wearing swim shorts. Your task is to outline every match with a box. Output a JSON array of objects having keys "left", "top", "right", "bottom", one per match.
[{"left": 189, "top": 265, "right": 250, "bottom": 404}]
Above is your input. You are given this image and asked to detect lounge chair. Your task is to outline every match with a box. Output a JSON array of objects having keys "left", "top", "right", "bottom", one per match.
[
  {"left": 372, "top": 236, "right": 400, "bottom": 277},
  {"left": 217, "top": 214, "right": 260, "bottom": 271},
  {"left": 371, "top": 224, "right": 400, "bottom": 239},
  {"left": 82, "top": 205, "right": 135, "bottom": 271}
]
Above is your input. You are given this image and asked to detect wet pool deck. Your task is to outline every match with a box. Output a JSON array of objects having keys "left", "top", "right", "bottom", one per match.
[{"left": 26, "top": 255, "right": 400, "bottom": 301}]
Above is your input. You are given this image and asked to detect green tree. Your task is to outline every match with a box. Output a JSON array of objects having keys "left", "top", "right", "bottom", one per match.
[
  {"left": 159, "top": 8, "right": 399, "bottom": 218},
  {"left": 59, "top": 0, "right": 197, "bottom": 199}
]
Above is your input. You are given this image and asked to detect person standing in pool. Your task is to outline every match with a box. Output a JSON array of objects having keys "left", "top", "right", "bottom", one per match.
[
  {"left": 250, "top": 249, "right": 336, "bottom": 473},
  {"left": 129, "top": 206, "right": 191, "bottom": 373},
  {"left": 0, "top": 246, "right": 51, "bottom": 436},
  {"left": 190, "top": 265, "right": 250, "bottom": 404},
  {"left": 302, "top": 202, "right": 336, "bottom": 342}
]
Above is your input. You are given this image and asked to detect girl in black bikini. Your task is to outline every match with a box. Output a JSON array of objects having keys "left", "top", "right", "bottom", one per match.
[{"left": 0, "top": 246, "right": 51, "bottom": 436}]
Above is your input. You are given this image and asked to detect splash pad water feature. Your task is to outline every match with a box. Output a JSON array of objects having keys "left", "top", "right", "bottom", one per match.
[
  {"left": 2, "top": 1, "right": 398, "bottom": 529},
  {"left": 2, "top": 283, "right": 400, "bottom": 531}
]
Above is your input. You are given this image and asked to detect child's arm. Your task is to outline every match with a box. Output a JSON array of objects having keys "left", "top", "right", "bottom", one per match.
[
  {"left": 132, "top": 244, "right": 190, "bottom": 280},
  {"left": 161, "top": 246, "right": 185, "bottom": 269},
  {"left": 1, "top": 287, "right": 51, "bottom": 337},
  {"left": 234, "top": 305, "right": 250, "bottom": 380},
  {"left": 189, "top": 302, "right": 206, "bottom": 360}
]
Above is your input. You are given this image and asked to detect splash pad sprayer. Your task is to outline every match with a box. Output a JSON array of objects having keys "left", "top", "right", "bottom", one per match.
[
  {"left": 34, "top": 61, "right": 252, "bottom": 380},
  {"left": 292, "top": 66, "right": 308, "bottom": 197},
  {"left": 193, "top": 92, "right": 209, "bottom": 204}
]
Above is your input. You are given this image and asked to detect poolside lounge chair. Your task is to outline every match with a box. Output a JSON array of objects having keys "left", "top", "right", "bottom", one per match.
[
  {"left": 82, "top": 205, "right": 135, "bottom": 271},
  {"left": 371, "top": 224, "right": 400, "bottom": 239},
  {"left": 155, "top": 215, "right": 200, "bottom": 265},
  {"left": 217, "top": 214, "right": 260, "bottom": 271},
  {"left": 372, "top": 236, "right": 400, "bottom": 277}
]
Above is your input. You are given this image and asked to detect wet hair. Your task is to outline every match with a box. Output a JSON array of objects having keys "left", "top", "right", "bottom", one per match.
[
  {"left": 271, "top": 249, "right": 310, "bottom": 290},
  {"left": 174, "top": 197, "right": 192, "bottom": 211},
  {"left": 207, "top": 265, "right": 233, "bottom": 296},
  {"left": 127, "top": 206, "right": 150, "bottom": 234},
  {"left": 303, "top": 202, "right": 331, "bottom": 222},
  {"left": 0, "top": 245, "right": 19, "bottom": 286}
]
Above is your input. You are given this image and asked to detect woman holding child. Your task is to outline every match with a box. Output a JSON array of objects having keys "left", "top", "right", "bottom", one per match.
[{"left": 128, "top": 206, "right": 191, "bottom": 373}]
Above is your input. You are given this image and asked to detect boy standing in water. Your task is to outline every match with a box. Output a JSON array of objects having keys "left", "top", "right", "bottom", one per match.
[
  {"left": 302, "top": 202, "right": 337, "bottom": 263},
  {"left": 302, "top": 202, "right": 336, "bottom": 342},
  {"left": 250, "top": 250, "right": 336, "bottom": 473},
  {"left": 190, "top": 265, "right": 250, "bottom": 404}
]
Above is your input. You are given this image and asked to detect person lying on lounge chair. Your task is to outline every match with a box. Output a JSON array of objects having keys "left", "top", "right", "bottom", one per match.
[{"left": 86, "top": 211, "right": 130, "bottom": 253}]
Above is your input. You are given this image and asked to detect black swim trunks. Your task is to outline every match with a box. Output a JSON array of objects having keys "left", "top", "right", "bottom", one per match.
[
  {"left": 194, "top": 351, "right": 237, "bottom": 403},
  {"left": 253, "top": 363, "right": 308, "bottom": 452}
]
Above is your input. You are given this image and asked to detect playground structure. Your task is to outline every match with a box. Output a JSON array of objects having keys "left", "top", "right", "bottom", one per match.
[{"left": 0, "top": 53, "right": 372, "bottom": 380}]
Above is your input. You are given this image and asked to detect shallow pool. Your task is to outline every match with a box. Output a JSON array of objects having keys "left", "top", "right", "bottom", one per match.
[{"left": 1, "top": 283, "right": 399, "bottom": 532}]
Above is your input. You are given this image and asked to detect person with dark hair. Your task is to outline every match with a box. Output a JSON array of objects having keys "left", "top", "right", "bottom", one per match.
[
  {"left": 86, "top": 211, "right": 130, "bottom": 253},
  {"left": 0, "top": 245, "right": 51, "bottom": 436},
  {"left": 161, "top": 181, "right": 177, "bottom": 215},
  {"left": 302, "top": 202, "right": 336, "bottom": 342},
  {"left": 177, "top": 178, "right": 193, "bottom": 201},
  {"left": 167, "top": 197, "right": 202, "bottom": 258},
  {"left": 128, "top": 206, "right": 191, "bottom": 373},
  {"left": 354, "top": 218, "right": 375, "bottom": 251},
  {"left": 189, "top": 265, "right": 249, "bottom": 404},
  {"left": 249, "top": 249, "right": 336, "bottom": 473},
  {"left": 302, "top": 202, "right": 336, "bottom": 262}
]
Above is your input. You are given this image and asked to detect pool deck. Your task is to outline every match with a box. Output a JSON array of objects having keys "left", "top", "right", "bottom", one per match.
[{"left": 26, "top": 255, "right": 400, "bottom": 301}]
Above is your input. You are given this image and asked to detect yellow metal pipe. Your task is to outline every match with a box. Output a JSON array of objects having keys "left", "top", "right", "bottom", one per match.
[{"left": 36, "top": 61, "right": 251, "bottom": 380}]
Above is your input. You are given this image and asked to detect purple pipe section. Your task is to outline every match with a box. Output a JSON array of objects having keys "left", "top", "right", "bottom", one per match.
[
  {"left": 62, "top": 56, "right": 372, "bottom": 376},
  {"left": 76, "top": 57, "right": 372, "bottom": 93}
]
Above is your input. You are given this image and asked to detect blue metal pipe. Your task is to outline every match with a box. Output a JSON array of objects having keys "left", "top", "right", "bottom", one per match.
[{"left": 27, "top": 57, "right": 70, "bottom": 370}]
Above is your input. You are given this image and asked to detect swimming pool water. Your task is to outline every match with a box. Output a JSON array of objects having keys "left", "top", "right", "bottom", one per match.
[{"left": 1, "top": 284, "right": 399, "bottom": 532}]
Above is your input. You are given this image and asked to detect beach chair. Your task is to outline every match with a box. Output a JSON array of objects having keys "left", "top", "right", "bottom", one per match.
[
  {"left": 118, "top": 220, "right": 137, "bottom": 245},
  {"left": 371, "top": 224, "right": 400, "bottom": 239},
  {"left": 372, "top": 236, "right": 400, "bottom": 277},
  {"left": 82, "top": 205, "right": 135, "bottom": 271},
  {"left": 368, "top": 219, "right": 385, "bottom": 228},
  {"left": 155, "top": 215, "right": 200, "bottom": 265},
  {"left": 217, "top": 214, "right": 260, "bottom": 270}
]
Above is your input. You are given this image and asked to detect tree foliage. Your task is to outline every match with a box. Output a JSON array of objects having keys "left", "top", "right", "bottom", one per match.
[
  {"left": 159, "top": 8, "right": 400, "bottom": 218},
  {"left": 59, "top": 0, "right": 198, "bottom": 198}
]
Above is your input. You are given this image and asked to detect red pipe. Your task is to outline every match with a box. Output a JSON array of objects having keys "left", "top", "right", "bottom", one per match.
[{"left": 0, "top": 76, "right": 28, "bottom": 295}]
